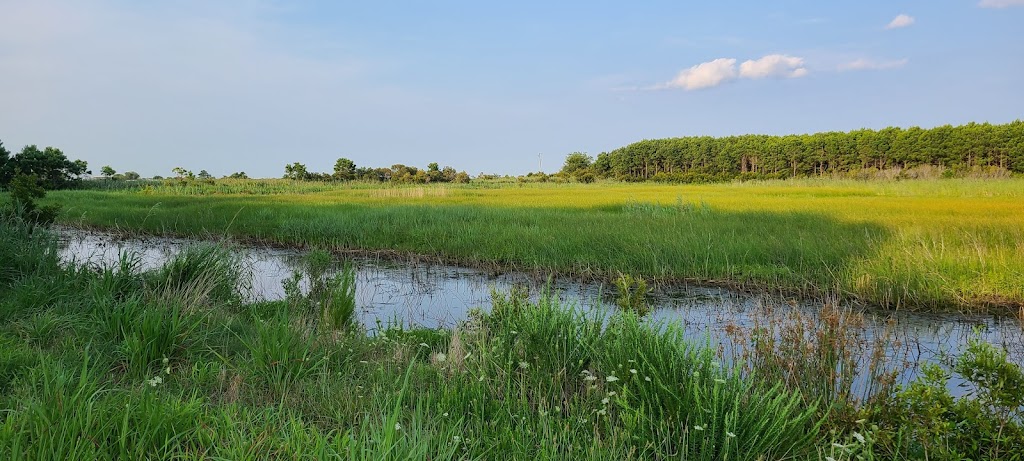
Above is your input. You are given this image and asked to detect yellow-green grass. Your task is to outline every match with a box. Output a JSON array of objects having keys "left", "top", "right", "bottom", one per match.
[{"left": 49, "top": 178, "right": 1024, "bottom": 312}]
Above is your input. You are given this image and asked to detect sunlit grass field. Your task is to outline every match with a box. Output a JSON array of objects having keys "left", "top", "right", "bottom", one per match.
[{"left": 51, "top": 178, "right": 1024, "bottom": 312}]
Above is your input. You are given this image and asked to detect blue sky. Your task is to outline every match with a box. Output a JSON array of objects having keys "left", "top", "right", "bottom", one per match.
[{"left": 1, "top": 0, "right": 1022, "bottom": 177}]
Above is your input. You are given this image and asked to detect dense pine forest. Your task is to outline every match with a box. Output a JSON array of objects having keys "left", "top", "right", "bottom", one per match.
[{"left": 568, "top": 121, "right": 1024, "bottom": 182}]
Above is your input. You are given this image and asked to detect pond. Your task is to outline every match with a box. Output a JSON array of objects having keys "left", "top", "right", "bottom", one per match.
[{"left": 58, "top": 227, "right": 1023, "bottom": 395}]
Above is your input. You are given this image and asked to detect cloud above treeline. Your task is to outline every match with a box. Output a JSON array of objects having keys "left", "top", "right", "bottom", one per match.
[
  {"left": 886, "top": 14, "right": 915, "bottom": 29},
  {"left": 979, "top": 0, "right": 1024, "bottom": 7},
  {"left": 662, "top": 54, "right": 807, "bottom": 91}
]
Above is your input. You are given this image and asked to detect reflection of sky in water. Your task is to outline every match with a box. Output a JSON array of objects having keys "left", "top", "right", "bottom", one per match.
[{"left": 58, "top": 228, "right": 1023, "bottom": 396}]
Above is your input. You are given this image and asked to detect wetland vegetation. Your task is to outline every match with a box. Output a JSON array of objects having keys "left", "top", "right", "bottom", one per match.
[
  {"left": 50, "top": 178, "right": 1024, "bottom": 313},
  {"left": 3, "top": 125, "right": 1024, "bottom": 459}
]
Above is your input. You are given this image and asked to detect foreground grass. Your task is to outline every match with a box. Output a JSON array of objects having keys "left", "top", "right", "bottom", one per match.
[
  {"left": 2, "top": 215, "right": 1022, "bottom": 459},
  {"left": 51, "top": 178, "right": 1024, "bottom": 312},
  {"left": 0, "top": 217, "right": 831, "bottom": 460}
]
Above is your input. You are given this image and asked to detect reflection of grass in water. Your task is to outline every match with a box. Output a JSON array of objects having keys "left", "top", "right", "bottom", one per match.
[{"left": 52, "top": 178, "right": 1024, "bottom": 312}]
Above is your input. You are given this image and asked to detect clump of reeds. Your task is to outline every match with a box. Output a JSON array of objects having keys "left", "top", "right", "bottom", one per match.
[
  {"left": 726, "top": 300, "right": 902, "bottom": 426},
  {"left": 282, "top": 249, "right": 358, "bottom": 332}
]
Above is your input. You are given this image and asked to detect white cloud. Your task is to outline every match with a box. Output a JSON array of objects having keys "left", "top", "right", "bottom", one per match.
[
  {"left": 838, "top": 58, "right": 909, "bottom": 71},
  {"left": 979, "top": 0, "right": 1024, "bottom": 7},
  {"left": 664, "top": 58, "right": 737, "bottom": 90},
  {"left": 886, "top": 14, "right": 915, "bottom": 29},
  {"left": 739, "top": 54, "right": 808, "bottom": 79},
  {"left": 661, "top": 54, "right": 809, "bottom": 91}
]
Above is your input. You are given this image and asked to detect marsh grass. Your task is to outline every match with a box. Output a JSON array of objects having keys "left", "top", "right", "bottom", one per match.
[
  {"left": 52, "top": 178, "right": 1024, "bottom": 312},
  {"left": 2, "top": 214, "right": 1022, "bottom": 459},
  {"left": 726, "top": 301, "right": 903, "bottom": 428},
  {"left": 146, "top": 242, "right": 249, "bottom": 309}
]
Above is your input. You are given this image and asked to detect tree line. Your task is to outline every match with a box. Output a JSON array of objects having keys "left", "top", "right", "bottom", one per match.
[
  {"left": 283, "top": 159, "right": 471, "bottom": 184},
  {"left": 560, "top": 121, "right": 1024, "bottom": 182}
]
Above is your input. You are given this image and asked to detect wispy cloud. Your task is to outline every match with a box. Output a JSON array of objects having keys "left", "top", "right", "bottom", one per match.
[
  {"left": 660, "top": 54, "right": 807, "bottom": 91},
  {"left": 979, "top": 0, "right": 1024, "bottom": 7},
  {"left": 886, "top": 14, "right": 915, "bottom": 29},
  {"left": 838, "top": 58, "right": 909, "bottom": 71},
  {"left": 739, "top": 55, "right": 808, "bottom": 79}
]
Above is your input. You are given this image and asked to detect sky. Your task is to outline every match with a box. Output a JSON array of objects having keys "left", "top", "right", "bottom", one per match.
[{"left": 1, "top": 0, "right": 1022, "bottom": 178}]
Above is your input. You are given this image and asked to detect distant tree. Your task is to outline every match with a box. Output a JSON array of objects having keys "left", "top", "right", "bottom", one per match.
[
  {"left": 284, "top": 162, "right": 310, "bottom": 180},
  {"left": 152, "top": 175, "right": 164, "bottom": 180},
  {"left": 171, "top": 167, "right": 195, "bottom": 180},
  {"left": 0, "top": 140, "right": 9, "bottom": 185},
  {"left": 2, "top": 145, "right": 89, "bottom": 189},
  {"left": 123, "top": 171, "right": 141, "bottom": 180},
  {"left": 100, "top": 165, "right": 116, "bottom": 178},
  {"left": 228, "top": 172, "right": 248, "bottom": 179},
  {"left": 453, "top": 171, "right": 471, "bottom": 184},
  {"left": 197, "top": 170, "right": 213, "bottom": 180},
  {"left": 333, "top": 158, "right": 357, "bottom": 181},
  {"left": 560, "top": 152, "right": 593, "bottom": 177},
  {"left": 441, "top": 166, "right": 457, "bottom": 182},
  {"left": 426, "top": 162, "right": 443, "bottom": 182}
]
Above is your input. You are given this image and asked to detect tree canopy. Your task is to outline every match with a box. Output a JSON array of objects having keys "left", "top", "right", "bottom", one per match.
[
  {"left": 566, "top": 121, "right": 1024, "bottom": 182},
  {"left": 0, "top": 143, "right": 89, "bottom": 189}
]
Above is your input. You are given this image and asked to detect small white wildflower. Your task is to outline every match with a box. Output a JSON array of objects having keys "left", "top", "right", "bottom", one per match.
[
  {"left": 147, "top": 376, "right": 163, "bottom": 387},
  {"left": 162, "top": 357, "right": 169, "bottom": 365},
  {"left": 597, "top": 409, "right": 606, "bottom": 416},
  {"left": 510, "top": 330, "right": 517, "bottom": 335},
  {"left": 644, "top": 376, "right": 652, "bottom": 382},
  {"left": 583, "top": 375, "right": 597, "bottom": 382},
  {"left": 435, "top": 353, "right": 447, "bottom": 363},
  {"left": 165, "top": 366, "right": 171, "bottom": 375},
  {"left": 627, "top": 359, "right": 636, "bottom": 363},
  {"left": 478, "top": 375, "right": 485, "bottom": 382},
  {"left": 518, "top": 361, "right": 529, "bottom": 369},
  {"left": 832, "top": 442, "right": 845, "bottom": 448},
  {"left": 826, "top": 457, "right": 836, "bottom": 461},
  {"left": 452, "top": 435, "right": 461, "bottom": 442},
  {"left": 727, "top": 432, "right": 736, "bottom": 438},
  {"left": 694, "top": 425, "right": 704, "bottom": 431},
  {"left": 601, "top": 397, "right": 610, "bottom": 405},
  {"left": 852, "top": 432, "right": 865, "bottom": 444},
  {"left": 629, "top": 369, "right": 637, "bottom": 374},
  {"left": 394, "top": 422, "right": 402, "bottom": 431},
  {"left": 605, "top": 375, "right": 619, "bottom": 382}
]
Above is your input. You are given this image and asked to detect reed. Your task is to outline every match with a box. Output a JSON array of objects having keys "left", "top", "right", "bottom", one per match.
[{"left": 51, "top": 178, "right": 1024, "bottom": 312}]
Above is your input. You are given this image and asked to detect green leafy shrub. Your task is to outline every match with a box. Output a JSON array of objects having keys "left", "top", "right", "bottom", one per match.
[{"left": 868, "top": 338, "right": 1024, "bottom": 459}]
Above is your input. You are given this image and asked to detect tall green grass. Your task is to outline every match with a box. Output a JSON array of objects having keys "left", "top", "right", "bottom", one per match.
[
  {"left": 2, "top": 213, "right": 1021, "bottom": 459},
  {"left": 52, "top": 178, "right": 1024, "bottom": 312}
]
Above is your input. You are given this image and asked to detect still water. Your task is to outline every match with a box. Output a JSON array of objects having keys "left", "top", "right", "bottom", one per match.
[{"left": 58, "top": 228, "right": 1023, "bottom": 392}]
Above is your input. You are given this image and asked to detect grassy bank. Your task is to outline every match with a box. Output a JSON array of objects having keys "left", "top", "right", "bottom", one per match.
[
  {"left": 50, "top": 178, "right": 1024, "bottom": 312},
  {"left": 2, "top": 213, "right": 1023, "bottom": 459}
]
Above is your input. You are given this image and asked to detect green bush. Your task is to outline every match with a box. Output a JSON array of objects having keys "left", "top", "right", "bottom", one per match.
[{"left": 868, "top": 338, "right": 1024, "bottom": 459}]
